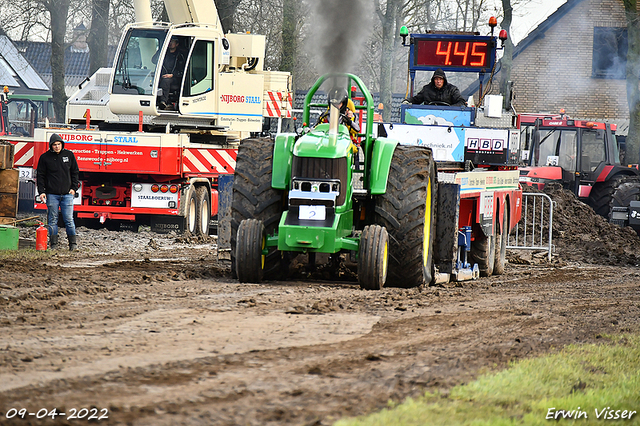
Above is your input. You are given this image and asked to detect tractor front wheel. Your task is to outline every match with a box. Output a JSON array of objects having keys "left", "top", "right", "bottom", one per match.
[
  {"left": 358, "top": 225, "right": 389, "bottom": 290},
  {"left": 374, "top": 145, "right": 437, "bottom": 287},
  {"left": 231, "top": 138, "right": 285, "bottom": 280},
  {"left": 236, "top": 219, "right": 265, "bottom": 283}
]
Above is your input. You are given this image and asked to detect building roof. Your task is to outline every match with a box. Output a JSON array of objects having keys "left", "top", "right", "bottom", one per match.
[
  {"left": 0, "top": 35, "right": 49, "bottom": 96},
  {"left": 13, "top": 40, "right": 116, "bottom": 78},
  {"left": 462, "top": 0, "right": 583, "bottom": 97},
  {"left": 511, "top": 0, "right": 581, "bottom": 60}
]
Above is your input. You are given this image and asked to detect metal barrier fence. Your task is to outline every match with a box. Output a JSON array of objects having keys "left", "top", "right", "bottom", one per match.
[{"left": 507, "top": 192, "right": 555, "bottom": 261}]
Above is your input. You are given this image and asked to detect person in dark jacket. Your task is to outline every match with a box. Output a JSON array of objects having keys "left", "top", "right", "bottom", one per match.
[
  {"left": 156, "top": 37, "right": 186, "bottom": 110},
  {"left": 403, "top": 68, "right": 467, "bottom": 107},
  {"left": 37, "top": 133, "right": 80, "bottom": 250}
]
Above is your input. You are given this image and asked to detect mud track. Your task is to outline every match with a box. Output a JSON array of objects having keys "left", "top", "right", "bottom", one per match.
[{"left": 1, "top": 184, "right": 640, "bottom": 425}]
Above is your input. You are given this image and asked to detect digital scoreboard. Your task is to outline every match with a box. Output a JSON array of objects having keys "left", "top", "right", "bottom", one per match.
[{"left": 410, "top": 34, "right": 496, "bottom": 73}]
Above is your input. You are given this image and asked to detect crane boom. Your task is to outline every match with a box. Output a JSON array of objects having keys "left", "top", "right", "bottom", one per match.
[{"left": 162, "top": 0, "right": 222, "bottom": 28}]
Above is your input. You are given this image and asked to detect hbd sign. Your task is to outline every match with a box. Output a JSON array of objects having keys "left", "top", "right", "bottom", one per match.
[{"left": 467, "top": 138, "right": 504, "bottom": 151}]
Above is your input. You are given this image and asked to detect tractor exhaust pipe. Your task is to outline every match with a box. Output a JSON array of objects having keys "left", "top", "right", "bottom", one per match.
[{"left": 328, "top": 102, "right": 340, "bottom": 146}]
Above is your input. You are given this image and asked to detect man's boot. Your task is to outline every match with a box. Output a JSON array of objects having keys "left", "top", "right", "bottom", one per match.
[
  {"left": 50, "top": 234, "right": 58, "bottom": 250},
  {"left": 68, "top": 235, "right": 77, "bottom": 251}
]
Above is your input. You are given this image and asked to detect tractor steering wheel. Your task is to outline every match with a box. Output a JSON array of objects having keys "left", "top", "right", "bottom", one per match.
[
  {"left": 340, "top": 113, "right": 360, "bottom": 133},
  {"left": 426, "top": 101, "right": 451, "bottom": 106}
]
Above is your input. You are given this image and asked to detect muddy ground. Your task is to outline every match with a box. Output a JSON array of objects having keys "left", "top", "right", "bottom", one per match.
[{"left": 1, "top": 184, "right": 640, "bottom": 426}]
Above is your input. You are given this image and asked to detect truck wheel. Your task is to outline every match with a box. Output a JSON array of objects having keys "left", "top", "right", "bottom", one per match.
[
  {"left": 374, "top": 145, "right": 437, "bottom": 287},
  {"left": 236, "top": 219, "right": 264, "bottom": 283},
  {"left": 470, "top": 229, "right": 495, "bottom": 277},
  {"left": 231, "top": 138, "right": 285, "bottom": 280},
  {"left": 195, "top": 186, "right": 211, "bottom": 236},
  {"left": 358, "top": 225, "right": 389, "bottom": 290},
  {"left": 588, "top": 175, "right": 625, "bottom": 218},
  {"left": 185, "top": 190, "right": 197, "bottom": 234},
  {"left": 493, "top": 202, "right": 508, "bottom": 276}
]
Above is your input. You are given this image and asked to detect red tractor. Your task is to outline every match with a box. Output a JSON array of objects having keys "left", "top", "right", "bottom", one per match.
[{"left": 517, "top": 112, "right": 640, "bottom": 220}]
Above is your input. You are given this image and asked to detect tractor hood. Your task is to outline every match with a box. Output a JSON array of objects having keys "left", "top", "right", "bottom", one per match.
[
  {"left": 519, "top": 166, "right": 563, "bottom": 190},
  {"left": 294, "top": 123, "right": 353, "bottom": 159},
  {"left": 519, "top": 166, "right": 563, "bottom": 180}
]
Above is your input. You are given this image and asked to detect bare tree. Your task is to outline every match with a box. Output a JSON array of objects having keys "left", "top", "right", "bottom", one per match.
[
  {"left": 499, "top": 0, "right": 514, "bottom": 109},
  {"left": 280, "top": 0, "right": 298, "bottom": 76},
  {"left": 41, "top": 0, "right": 71, "bottom": 122},
  {"left": 623, "top": 0, "right": 640, "bottom": 165},
  {"left": 0, "top": 0, "right": 49, "bottom": 41},
  {"left": 88, "top": 0, "right": 110, "bottom": 75},
  {"left": 375, "top": 0, "right": 404, "bottom": 121},
  {"left": 214, "top": 0, "right": 243, "bottom": 33}
]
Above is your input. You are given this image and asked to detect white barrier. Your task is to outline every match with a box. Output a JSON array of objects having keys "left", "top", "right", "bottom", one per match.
[{"left": 507, "top": 192, "right": 555, "bottom": 261}]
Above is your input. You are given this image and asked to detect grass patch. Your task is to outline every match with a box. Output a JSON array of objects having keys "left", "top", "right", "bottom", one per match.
[
  {"left": 0, "top": 249, "right": 53, "bottom": 261},
  {"left": 335, "top": 334, "right": 640, "bottom": 425}
]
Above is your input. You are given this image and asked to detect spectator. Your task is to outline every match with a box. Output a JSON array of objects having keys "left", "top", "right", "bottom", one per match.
[{"left": 37, "top": 134, "right": 80, "bottom": 250}]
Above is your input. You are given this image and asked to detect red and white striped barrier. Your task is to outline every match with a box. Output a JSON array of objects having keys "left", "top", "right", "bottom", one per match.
[
  {"left": 10, "top": 141, "right": 35, "bottom": 167},
  {"left": 182, "top": 148, "right": 237, "bottom": 174},
  {"left": 265, "top": 91, "right": 293, "bottom": 118}
]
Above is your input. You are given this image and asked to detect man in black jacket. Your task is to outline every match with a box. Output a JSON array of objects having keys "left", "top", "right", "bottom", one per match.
[
  {"left": 157, "top": 37, "right": 186, "bottom": 110},
  {"left": 37, "top": 133, "right": 80, "bottom": 250},
  {"left": 403, "top": 68, "right": 467, "bottom": 107}
]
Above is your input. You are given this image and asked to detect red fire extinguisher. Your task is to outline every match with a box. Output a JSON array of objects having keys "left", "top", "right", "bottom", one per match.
[{"left": 36, "top": 222, "right": 48, "bottom": 251}]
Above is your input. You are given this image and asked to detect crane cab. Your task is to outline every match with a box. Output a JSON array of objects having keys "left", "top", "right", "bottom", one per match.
[{"left": 108, "top": 23, "right": 277, "bottom": 133}]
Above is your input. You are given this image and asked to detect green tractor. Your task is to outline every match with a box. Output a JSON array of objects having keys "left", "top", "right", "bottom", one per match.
[{"left": 230, "top": 73, "right": 437, "bottom": 289}]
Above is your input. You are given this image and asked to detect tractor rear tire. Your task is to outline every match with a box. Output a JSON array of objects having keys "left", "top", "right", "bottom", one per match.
[
  {"left": 195, "top": 186, "right": 211, "bottom": 236},
  {"left": 358, "top": 225, "right": 389, "bottom": 290},
  {"left": 470, "top": 229, "right": 495, "bottom": 277},
  {"left": 493, "top": 201, "right": 508, "bottom": 276},
  {"left": 236, "top": 219, "right": 265, "bottom": 283},
  {"left": 588, "top": 175, "right": 626, "bottom": 218},
  {"left": 610, "top": 176, "right": 640, "bottom": 233},
  {"left": 374, "top": 145, "right": 437, "bottom": 288},
  {"left": 231, "top": 138, "right": 285, "bottom": 280}
]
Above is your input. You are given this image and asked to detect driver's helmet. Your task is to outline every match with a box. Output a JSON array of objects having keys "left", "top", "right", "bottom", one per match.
[{"left": 328, "top": 87, "right": 349, "bottom": 114}]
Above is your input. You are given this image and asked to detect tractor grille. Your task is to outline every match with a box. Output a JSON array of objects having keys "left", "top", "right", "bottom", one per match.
[{"left": 291, "top": 156, "right": 348, "bottom": 206}]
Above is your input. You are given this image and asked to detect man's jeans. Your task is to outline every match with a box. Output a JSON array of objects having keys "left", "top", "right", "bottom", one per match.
[{"left": 46, "top": 193, "right": 76, "bottom": 236}]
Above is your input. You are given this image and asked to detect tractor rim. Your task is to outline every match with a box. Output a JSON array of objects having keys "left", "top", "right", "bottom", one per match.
[
  {"left": 261, "top": 234, "right": 266, "bottom": 270},
  {"left": 423, "top": 176, "right": 432, "bottom": 266},
  {"left": 382, "top": 240, "right": 388, "bottom": 279}
]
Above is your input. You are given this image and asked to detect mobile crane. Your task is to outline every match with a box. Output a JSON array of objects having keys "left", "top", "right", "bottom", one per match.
[{"left": 26, "top": 0, "right": 292, "bottom": 233}]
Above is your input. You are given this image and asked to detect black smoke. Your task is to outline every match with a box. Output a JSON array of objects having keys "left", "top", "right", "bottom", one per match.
[{"left": 310, "top": 0, "right": 373, "bottom": 75}]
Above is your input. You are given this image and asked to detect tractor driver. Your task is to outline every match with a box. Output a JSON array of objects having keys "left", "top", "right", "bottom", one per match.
[
  {"left": 402, "top": 68, "right": 467, "bottom": 107},
  {"left": 316, "top": 87, "right": 361, "bottom": 142}
]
